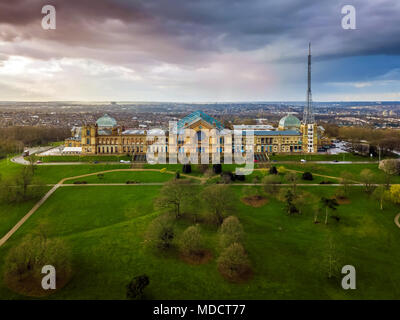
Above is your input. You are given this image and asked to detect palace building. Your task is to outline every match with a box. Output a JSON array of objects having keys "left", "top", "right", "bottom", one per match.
[
  {"left": 64, "top": 110, "right": 319, "bottom": 160},
  {"left": 64, "top": 44, "right": 319, "bottom": 159}
]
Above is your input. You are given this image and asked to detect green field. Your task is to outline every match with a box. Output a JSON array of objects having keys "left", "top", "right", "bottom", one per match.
[
  {"left": 269, "top": 153, "right": 383, "bottom": 162},
  {"left": 33, "top": 155, "right": 132, "bottom": 163},
  {"left": 282, "top": 163, "right": 400, "bottom": 184},
  {"left": 1, "top": 155, "right": 400, "bottom": 299},
  {"left": 66, "top": 171, "right": 180, "bottom": 184},
  {"left": 0, "top": 184, "right": 399, "bottom": 299}
]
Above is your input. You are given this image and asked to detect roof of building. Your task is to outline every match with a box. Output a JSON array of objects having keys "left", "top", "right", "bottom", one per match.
[
  {"left": 96, "top": 114, "right": 117, "bottom": 127},
  {"left": 243, "top": 130, "right": 301, "bottom": 136},
  {"left": 62, "top": 147, "right": 82, "bottom": 153},
  {"left": 177, "top": 110, "right": 223, "bottom": 130},
  {"left": 279, "top": 114, "right": 301, "bottom": 128}
]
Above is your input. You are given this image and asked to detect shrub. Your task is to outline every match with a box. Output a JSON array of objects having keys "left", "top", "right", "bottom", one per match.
[
  {"left": 234, "top": 174, "right": 245, "bottom": 181},
  {"left": 302, "top": 172, "right": 313, "bottom": 181},
  {"left": 73, "top": 181, "right": 87, "bottom": 184},
  {"left": 182, "top": 164, "right": 192, "bottom": 174},
  {"left": 126, "top": 275, "right": 150, "bottom": 300},
  {"left": 198, "top": 164, "right": 209, "bottom": 174},
  {"left": 269, "top": 166, "right": 278, "bottom": 175},
  {"left": 179, "top": 225, "right": 204, "bottom": 257},
  {"left": 145, "top": 215, "right": 175, "bottom": 250},
  {"left": 217, "top": 243, "right": 251, "bottom": 282},
  {"left": 262, "top": 175, "right": 281, "bottom": 195},
  {"left": 4, "top": 235, "right": 72, "bottom": 296},
  {"left": 220, "top": 171, "right": 235, "bottom": 183},
  {"left": 219, "top": 216, "right": 244, "bottom": 249},
  {"left": 277, "top": 166, "right": 286, "bottom": 174},
  {"left": 213, "top": 164, "right": 222, "bottom": 174}
]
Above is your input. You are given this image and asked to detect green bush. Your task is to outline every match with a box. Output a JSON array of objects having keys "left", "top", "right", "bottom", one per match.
[{"left": 217, "top": 243, "right": 251, "bottom": 281}]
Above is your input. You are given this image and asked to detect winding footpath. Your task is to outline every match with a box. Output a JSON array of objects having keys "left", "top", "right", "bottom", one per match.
[
  {"left": 1, "top": 159, "right": 399, "bottom": 248},
  {"left": 395, "top": 213, "right": 400, "bottom": 229}
]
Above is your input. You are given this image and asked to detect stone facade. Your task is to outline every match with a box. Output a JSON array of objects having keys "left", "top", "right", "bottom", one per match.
[{"left": 65, "top": 111, "right": 319, "bottom": 157}]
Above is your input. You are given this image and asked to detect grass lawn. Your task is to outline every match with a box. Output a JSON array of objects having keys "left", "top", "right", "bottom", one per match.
[
  {"left": 65, "top": 170, "right": 179, "bottom": 184},
  {"left": 0, "top": 189, "right": 50, "bottom": 239},
  {"left": 0, "top": 157, "right": 24, "bottom": 180},
  {"left": 33, "top": 155, "right": 132, "bottom": 163},
  {"left": 269, "top": 153, "right": 383, "bottom": 162},
  {"left": 0, "top": 185, "right": 399, "bottom": 299},
  {"left": 282, "top": 163, "right": 400, "bottom": 184}
]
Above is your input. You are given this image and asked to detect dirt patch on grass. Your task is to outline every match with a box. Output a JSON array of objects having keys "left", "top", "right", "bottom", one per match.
[
  {"left": 218, "top": 265, "right": 253, "bottom": 283},
  {"left": 241, "top": 195, "right": 268, "bottom": 207},
  {"left": 180, "top": 250, "right": 213, "bottom": 265},
  {"left": 335, "top": 196, "right": 351, "bottom": 205}
]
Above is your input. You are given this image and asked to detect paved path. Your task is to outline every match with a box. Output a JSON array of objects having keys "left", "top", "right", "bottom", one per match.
[
  {"left": 0, "top": 168, "right": 203, "bottom": 247},
  {"left": 0, "top": 183, "right": 61, "bottom": 247},
  {"left": 395, "top": 213, "right": 400, "bottom": 229},
  {"left": 0, "top": 166, "right": 397, "bottom": 248}
]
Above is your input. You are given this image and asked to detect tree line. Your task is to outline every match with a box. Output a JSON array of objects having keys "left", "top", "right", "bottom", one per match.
[
  {"left": 323, "top": 123, "right": 400, "bottom": 156},
  {"left": 0, "top": 126, "right": 70, "bottom": 159}
]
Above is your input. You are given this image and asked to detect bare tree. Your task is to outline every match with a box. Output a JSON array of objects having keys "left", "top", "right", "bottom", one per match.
[
  {"left": 201, "top": 185, "right": 236, "bottom": 225},
  {"left": 155, "top": 180, "right": 194, "bottom": 218}
]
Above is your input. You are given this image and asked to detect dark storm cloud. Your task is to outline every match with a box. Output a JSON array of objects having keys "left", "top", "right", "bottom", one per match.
[
  {"left": 0, "top": 0, "right": 399, "bottom": 101},
  {"left": 1, "top": 0, "right": 399, "bottom": 64}
]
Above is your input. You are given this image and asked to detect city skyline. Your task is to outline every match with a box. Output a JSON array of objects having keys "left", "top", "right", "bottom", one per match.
[{"left": 0, "top": 0, "right": 400, "bottom": 102}]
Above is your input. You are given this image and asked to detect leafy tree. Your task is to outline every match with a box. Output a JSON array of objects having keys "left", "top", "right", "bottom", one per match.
[
  {"left": 283, "top": 189, "right": 298, "bottom": 215},
  {"left": 201, "top": 185, "right": 235, "bottom": 225},
  {"left": 220, "top": 171, "right": 235, "bottom": 183},
  {"left": 126, "top": 275, "right": 150, "bottom": 300},
  {"left": 285, "top": 172, "right": 298, "bottom": 194},
  {"left": 179, "top": 225, "right": 204, "bottom": 257},
  {"left": 292, "top": 191, "right": 311, "bottom": 215},
  {"left": 359, "top": 169, "right": 376, "bottom": 195},
  {"left": 262, "top": 174, "right": 281, "bottom": 195},
  {"left": 339, "top": 171, "right": 353, "bottom": 197},
  {"left": 379, "top": 159, "right": 400, "bottom": 188},
  {"left": 389, "top": 185, "right": 400, "bottom": 204},
  {"left": 145, "top": 214, "right": 175, "bottom": 250},
  {"left": 217, "top": 243, "right": 251, "bottom": 281},
  {"left": 4, "top": 234, "right": 72, "bottom": 294},
  {"left": 372, "top": 186, "right": 390, "bottom": 210},
  {"left": 277, "top": 166, "right": 286, "bottom": 175},
  {"left": 155, "top": 180, "right": 194, "bottom": 218},
  {"left": 16, "top": 166, "right": 34, "bottom": 201},
  {"left": 302, "top": 172, "right": 313, "bottom": 181},
  {"left": 320, "top": 197, "right": 339, "bottom": 225},
  {"left": 26, "top": 155, "right": 37, "bottom": 174},
  {"left": 219, "top": 216, "right": 244, "bottom": 249}
]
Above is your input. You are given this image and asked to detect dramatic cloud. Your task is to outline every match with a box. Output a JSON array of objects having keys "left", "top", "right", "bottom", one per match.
[{"left": 0, "top": 0, "right": 399, "bottom": 101}]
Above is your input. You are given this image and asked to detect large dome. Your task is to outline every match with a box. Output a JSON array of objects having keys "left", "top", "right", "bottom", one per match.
[
  {"left": 278, "top": 114, "right": 301, "bottom": 130},
  {"left": 96, "top": 114, "right": 117, "bottom": 127}
]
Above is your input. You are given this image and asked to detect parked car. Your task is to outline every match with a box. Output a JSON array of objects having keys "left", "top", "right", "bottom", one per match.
[
  {"left": 36, "top": 160, "right": 42, "bottom": 164},
  {"left": 300, "top": 159, "right": 307, "bottom": 163},
  {"left": 120, "top": 160, "right": 131, "bottom": 164}
]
